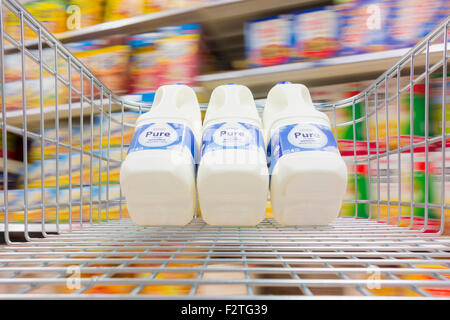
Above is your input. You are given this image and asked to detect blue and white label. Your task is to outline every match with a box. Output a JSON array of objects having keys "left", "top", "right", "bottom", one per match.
[
  {"left": 268, "top": 122, "right": 340, "bottom": 173},
  {"left": 201, "top": 121, "right": 264, "bottom": 157},
  {"left": 128, "top": 122, "right": 197, "bottom": 162}
]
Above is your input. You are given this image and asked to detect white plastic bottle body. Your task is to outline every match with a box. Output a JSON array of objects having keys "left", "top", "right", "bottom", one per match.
[
  {"left": 120, "top": 119, "right": 198, "bottom": 225},
  {"left": 197, "top": 118, "right": 269, "bottom": 226},
  {"left": 268, "top": 117, "right": 347, "bottom": 226},
  {"left": 197, "top": 84, "right": 269, "bottom": 226},
  {"left": 120, "top": 84, "right": 202, "bottom": 226},
  {"left": 264, "top": 83, "right": 348, "bottom": 226}
]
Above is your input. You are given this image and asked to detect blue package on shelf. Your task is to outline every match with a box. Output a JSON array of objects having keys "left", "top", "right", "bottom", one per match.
[
  {"left": 336, "top": 0, "right": 392, "bottom": 56},
  {"left": 291, "top": 6, "right": 339, "bottom": 60},
  {"left": 386, "top": 0, "right": 449, "bottom": 49},
  {"left": 245, "top": 15, "right": 295, "bottom": 68}
]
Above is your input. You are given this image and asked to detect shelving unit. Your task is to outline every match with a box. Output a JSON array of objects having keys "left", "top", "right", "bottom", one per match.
[
  {"left": 197, "top": 43, "right": 449, "bottom": 98},
  {"left": 8, "top": 0, "right": 326, "bottom": 52},
  {"left": 0, "top": 99, "right": 124, "bottom": 127},
  {"left": 6, "top": 0, "right": 446, "bottom": 101}
]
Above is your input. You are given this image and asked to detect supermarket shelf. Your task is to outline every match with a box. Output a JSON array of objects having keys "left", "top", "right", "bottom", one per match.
[
  {"left": 197, "top": 44, "right": 449, "bottom": 98},
  {"left": 0, "top": 99, "right": 127, "bottom": 127},
  {"left": 5, "top": 0, "right": 324, "bottom": 50},
  {"left": 0, "top": 158, "right": 22, "bottom": 174}
]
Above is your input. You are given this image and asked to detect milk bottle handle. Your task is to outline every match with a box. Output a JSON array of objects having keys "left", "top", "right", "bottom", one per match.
[
  {"left": 146, "top": 84, "right": 202, "bottom": 143},
  {"left": 263, "top": 83, "right": 320, "bottom": 145},
  {"left": 152, "top": 84, "right": 198, "bottom": 115},
  {"left": 265, "top": 83, "right": 315, "bottom": 114},
  {"left": 205, "top": 84, "right": 260, "bottom": 126}
]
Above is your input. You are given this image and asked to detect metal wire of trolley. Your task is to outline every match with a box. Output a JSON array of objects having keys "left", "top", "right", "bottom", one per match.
[{"left": 0, "top": 0, "right": 449, "bottom": 298}]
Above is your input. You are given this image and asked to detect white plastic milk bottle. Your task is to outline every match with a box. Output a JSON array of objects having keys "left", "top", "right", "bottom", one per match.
[
  {"left": 120, "top": 84, "right": 202, "bottom": 226},
  {"left": 197, "top": 84, "right": 269, "bottom": 226},
  {"left": 263, "top": 82, "right": 347, "bottom": 226}
]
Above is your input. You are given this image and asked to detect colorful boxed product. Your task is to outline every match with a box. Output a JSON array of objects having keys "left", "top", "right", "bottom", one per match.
[
  {"left": 67, "top": 0, "right": 105, "bottom": 30},
  {"left": 87, "top": 111, "right": 140, "bottom": 149},
  {"left": 144, "top": 0, "right": 166, "bottom": 13},
  {"left": 5, "top": 0, "right": 67, "bottom": 40},
  {"left": 430, "top": 73, "right": 449, "bottom": 145},
  {"left": 1, "top": 76, "right": 67, "bottom": 111},
  {"left": 54, "top": 186, "right": 93, "bottom": 222},
  {"left": 387, "top": 0, "right": 448, "bottom": 49},
  {"left": 156, "top": 24, "right": 201, "bottom": 86},
  {"left": 128, "top": 33, "right": 162, "bottom": 94},
  {"left": 104, "top": 0, "right": 144, "bottom": 21},
  {"left": 23, "top": 152, "right": 96, "bottom": 188},
  {"left": 310, "top": 81, "right": 370, "bottom": 156},
  {"left": 165, "top": 0, "right": 205, "bottom": 9},
  {"left": 335, "top": 0, "right": 392, "bottom": 56},
  {"left": 430, "top": 152, "right": 450, "bottom": 235},
  {"left": 245, "top": 15, "right": 294, "bottom": 67},
  {"left": 92, "top": 184, "right": 128, "bottom": 221},
  {"left": 368, "top": 81, "right": 428, "bottom": 154},
  {"left": 91, "top": 148, "right": 125, "bottom": 185},
  {"left": 0, "top": 188, "right": 56, "bottom": 223},
  {"left": 39, "top": 185, "right": 126, "bottom": 224},
  {"left": 412, "top": 161, "right": 439, "bottom": 220},
  {"left": 29, "top": 126, "right": 82, "bottom": 161},
  {"left": 66, "top": 38, "right": 130, "bottom": 97},
  {"left": 28, "top": 48, "right": 68, "bottom": 80},
  {"left": 370, "top": 153, "right": 440, "bottom": 229},
  {"left": 3, "top": 52, "right": 26, "bottom": 83},
  {"left": 292, "top": 7, "right": 339, "bottom": 60},
  {"left": 0, "top": 189, "right": 24, "bottom": 211},
  {"left": 341, "top": 161, "right": 370, "bottom": 218},
  {"left": 2, "top": 80, "right": 24, "bottom": 111},
  {"left": 26, "top": 76, "right": 69, "bottom": 108}
]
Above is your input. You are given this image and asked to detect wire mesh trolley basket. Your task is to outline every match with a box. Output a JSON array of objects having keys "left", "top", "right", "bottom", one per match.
[{"left": 0, "top": 0, "right": 450, "bottom": 299}]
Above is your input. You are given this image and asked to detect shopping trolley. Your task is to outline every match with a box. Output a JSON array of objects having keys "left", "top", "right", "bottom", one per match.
[{"left": 0, "top": 0, "right": 449, "bottom": 299}]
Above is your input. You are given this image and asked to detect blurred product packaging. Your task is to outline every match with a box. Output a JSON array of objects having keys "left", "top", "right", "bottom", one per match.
[
  {"left": 66, "top": 36, "right": 131, "bottom": 96},
  {"left": 156, "top": 24, "right": 202, "bottom": 87},
  {"left": 128, "top": 32, "right": 162, "bottom": 94},
  {"left": 386, "top": 0, "right": 448, "bottom": 49},
  {"left": 292, "top": 6, "right": 339, "bottom": 60},
  {"left": 245, "top": 15, "right": 294, "bottom": 67},
  {"left": 430, "top": 73, "right": 450, "bottom": 143},
  {"left": 68, "top": 0, "right": 105, "bottom": 29},
  {"left": 341, "top": 162, "right": 370, "bottom": 218},
  {"left": 334, "top": 0, "right": 392, "bottom": 56},
  {"left": 104, "top": 0, "right": 145, "bottom": 21},
  {"left": 5, "top": 0, "right": 67, "bottom": 39}
]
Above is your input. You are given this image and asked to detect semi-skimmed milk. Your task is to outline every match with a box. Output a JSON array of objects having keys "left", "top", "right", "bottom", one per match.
[
  {"left": 120, "top": 84, "right": 202, "bottom": 225},
  {"left": 264, "top": 82, "right": 347, "bottom": 226},
  {"left": 197, "top": 84, "right": 269, "bottom": 226}
]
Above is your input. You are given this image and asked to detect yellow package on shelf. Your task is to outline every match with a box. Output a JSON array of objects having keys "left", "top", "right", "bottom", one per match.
[
  {"left": 86, "top": 112, "right": 140, "bottom": 150},
  {"left": 2, "top": 76, "right": 68, "bottom": 111},
  {"left": 29, "top": 126, "right": 82, "bottom": 161},
  {"left": 5, "top": 0, "right": 66, "bottom": 40},
  {"left": 104, "top": 0, "right": 144, "bottom": 22},
  {"left": 71, "top": 44, "right": 131, "bottom": 96},
  {"left": 67, "top": 0, "right": 105, "bottom": 30}
]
